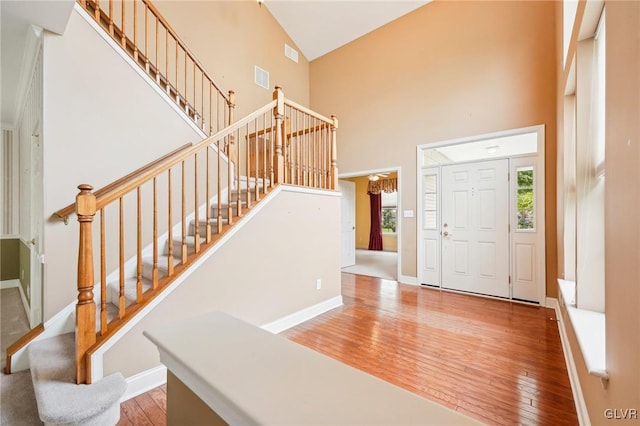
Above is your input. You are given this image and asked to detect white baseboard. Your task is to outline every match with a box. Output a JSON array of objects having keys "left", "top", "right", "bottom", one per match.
[
  {"left": 122, "top": 365, "right": 167, "bottom": 402},
  {"left": 1, "top": 279, "right": 20, "bottom": 289},
  {"left": 122, "top": 294, "right": 344, "bottom": 401},
  {"left": 261, "top": 295, "right": 343, "bottom": 334},
  {"left": 398, "top": 275, "right": 418, "bottom": 286},
  {"left": 551, "top": 297, "right": 590, "bottom": 426}
]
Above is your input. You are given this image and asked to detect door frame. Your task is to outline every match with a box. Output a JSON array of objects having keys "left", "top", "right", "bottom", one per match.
[
  {"left": 416, "top": 125, "right": 546, "bottom": 304},
  {"left": 339, "top": 179, "right": 356, "bottom": 268},
  {"left": 339, "top": 166, "right": 402, "bottom": 282}
]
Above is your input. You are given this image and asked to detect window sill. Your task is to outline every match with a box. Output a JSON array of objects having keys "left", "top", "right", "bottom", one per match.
[{"left": 557, "top": 279, "right": 608, "bottom": 386}]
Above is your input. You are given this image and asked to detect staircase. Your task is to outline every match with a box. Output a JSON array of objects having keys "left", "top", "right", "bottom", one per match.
[{"left": 2, "top": 0, "right": 339, "bottom": 424}]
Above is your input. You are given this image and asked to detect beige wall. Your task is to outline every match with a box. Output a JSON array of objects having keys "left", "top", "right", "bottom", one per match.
[
  {"left": 556, "top": 1, "right": 640, "bottom": 423},
  {"left": 344, "top": 174, "right": 398, "bottom": 252},
  {"left": 154, "top": 1, "right": 311, "bottom": 118},
  {"left": 42, "top": 10, "right": 203, "bottom": 320},
  {"left": 104, "top": 188, "right": 341, "bottom": 377},
  {"left": 310, "top": 1, "right": 557, "bottom": 295}
]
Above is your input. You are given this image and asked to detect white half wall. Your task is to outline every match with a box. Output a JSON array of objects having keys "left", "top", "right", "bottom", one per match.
[{"left": 103, "top": 188, "right": 341, "bottom": 378}]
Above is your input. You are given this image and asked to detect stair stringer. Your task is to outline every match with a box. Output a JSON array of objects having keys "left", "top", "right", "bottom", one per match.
[{"left": 89, "top": 184, "right": 296, "bottom": 383}]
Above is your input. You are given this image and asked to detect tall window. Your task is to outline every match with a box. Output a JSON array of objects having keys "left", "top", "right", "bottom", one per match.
[{"left": 381, "top": 191, "right": 397, "bottom": 234}]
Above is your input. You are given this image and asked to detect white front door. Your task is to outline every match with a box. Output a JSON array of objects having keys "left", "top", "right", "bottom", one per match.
[
  {"left": 339, "top": 180, "right": 356, "bottom": 268},
  {"left": 441, "top": 159, "right": 510, "bottom": 298}
]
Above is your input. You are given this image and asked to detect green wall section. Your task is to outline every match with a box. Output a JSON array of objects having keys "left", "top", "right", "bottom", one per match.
[
  {"left": 1, "top": 239, "right": 20, "bottom": 280},
  {"left": 19, "top": 240, "right": 31, "bottom": 304}
]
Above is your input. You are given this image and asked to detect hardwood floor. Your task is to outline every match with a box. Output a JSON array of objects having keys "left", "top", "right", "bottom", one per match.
[{"left": 118, "top": 273, "right": 578, "bottom": 425}]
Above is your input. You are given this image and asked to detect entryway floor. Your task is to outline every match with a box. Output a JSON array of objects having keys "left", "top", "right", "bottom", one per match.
[{"left": 341, "top": 249, "right": 397, "bottom": 280}]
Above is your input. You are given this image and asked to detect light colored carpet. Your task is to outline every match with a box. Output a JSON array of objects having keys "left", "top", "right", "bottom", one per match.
[
  {"left": 1, "top": 287, "right": 42, "bottom": 425},
  {"left": 1, "top": 288, "right": 31, "bottom": 371},
  {"left": 341, "top": 249, "right": 398, "bottom": 280}
]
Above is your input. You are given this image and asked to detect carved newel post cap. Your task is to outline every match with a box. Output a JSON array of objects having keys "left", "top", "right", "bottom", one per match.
[{"left": 78, "top": 184, "right": 94, "bottom": 192}]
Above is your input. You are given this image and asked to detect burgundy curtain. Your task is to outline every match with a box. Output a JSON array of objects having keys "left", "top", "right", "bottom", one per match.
[{"left": 368, "top": 193, "right": 383, "bottom": 251}]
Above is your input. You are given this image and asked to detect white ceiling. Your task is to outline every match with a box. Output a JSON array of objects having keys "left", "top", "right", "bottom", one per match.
[{"left": 265, "top": 0, "right": 431, "bottom": 61}]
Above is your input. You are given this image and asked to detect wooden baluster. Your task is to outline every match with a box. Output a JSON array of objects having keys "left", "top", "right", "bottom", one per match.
[
  {"left": 304, "top": 113, "right": 308, "bottom": 186},
  {"left": 155, "top": 17, "right": 159, "bottom": 83},
  {"left": 109, "top": 0, "right": 114, "bottom": 36},
  {"left": 193, "top": 153, "right": 200, "bottom": 253},
  {"left": 228, "top": 90, "right": 235, "bottom": 126},
  {"left": 201, "top": 75, "right": 205, "bottom": 132},
  {"left": 175, "top": 39, "right": 178, "bottom": 96},
  {"left": 269, "top": 111, "right": 275, "bottom": 185},
  {"left": 312, "top": 117, "right": 317, "bottom": 188},
  {"left": 121, "top": 0, "right": 126, "bottom": 47},
  {"left": 209, "top": 83, "right": 213, "bottom": 135},
  {"left": 165, "top": 28, "right": 169, "bottom": 84},
  {"left": 136, "top": 187, "right": 143, "bottom": 303},
  {"left": 296, "top": 109, "right": 300, "bottom": 185},
  {"left": 144, "top": 2, "right": 148, "bottom": 72},
  {"left": 254, "top": 118, "right": 260, "bottom": 201},
  {"left": 273, "top": 86, "right": 285, "bottom": 184},
  {"left": 323, "top": 123, "right": 328, "bottom": 189},
  {"left": 184, "top": 54, "right": 187, "bottom": 112},
  {"left": 236, "top": 129, "right": 242, "bottom": 217},
  {"left": 193, "top": 63, "right": 197, "bottom": 122},
  {"left": 331, "top": 115, "right": 339, "bottom": 190},
  {"left": 75, "top": 184, "right": 97, "bottom": 385},
  {"left": 288, "top": 112, "right": 294, "bottom": 185},
  {"left": 227, "top": 133, "right": 233, "bottom": 225},
  {"left": 217, "top": 139, "right": 223, "bottom": 233},
  {"left": 133, "top": 0, "right": 138, "bottom": 61},
  {"left": 79, "top": 0, "right": 87, "bottom": 8},
  {"left": 118, "top": 197, "right": 126, "bottom": 318},
  {"left": 94, "top": 0, "right": 100, "bottom": 21},
  {"left": 283, "top": 112, "right": 291, "bottom": 184},
  {"left": 181, "top": 161, "right": 187, "bottom": 263},
  {"left": 167, "top": 169, "right": 174, "bottom": 275},
  {"left": 152, "top": 177, "right": 159, "bottom": 288},
  {"left": 262, "top": 112, "right": 267, "bottom": 193},
  {"left": 246, "top": 122, "right": 252, "bottom": 208},
  {"left": 205, "top": 146, "right": 211, "bottom": 242},
  {"left": 100, "top": 209, "right": 107, "bottom": 335}
]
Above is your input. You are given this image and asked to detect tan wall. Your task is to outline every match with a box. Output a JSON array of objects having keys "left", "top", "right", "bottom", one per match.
[
  {"left": 555, "top": 1, "right": 640, "bottom": 423},
  {"left": 310, "top": 1, "right": 557, "bottom": 295},
  {"left": 42, "top": 10, "right": 203, "bottom": 320},
  {"left": 344, "top": 174, "right": 398, "bottom": 252},
  {"left": 0, "top": 238, "right": 19, "bottom": 281},
  {"left": 154, "top": 1, "right": 311, "bottom": 118},
  {"left": 104, "top": 188, "right": 341, "bottom": 377}
]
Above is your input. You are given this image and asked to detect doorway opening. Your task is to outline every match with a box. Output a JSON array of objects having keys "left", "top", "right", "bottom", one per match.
[
  {"left": 339, "top": 168, "right": 401, "bottom": 281},
  {"left": 417, "top": 126, "right": 546, "bottom": 303}
]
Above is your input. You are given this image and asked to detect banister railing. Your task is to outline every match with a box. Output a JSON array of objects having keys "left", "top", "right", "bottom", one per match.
[
  {"left": 77, "top": 0, "right": 235, "bottom": 136},
  {"left": 67, "top": 87, "right": 337, "bottom": 384}
]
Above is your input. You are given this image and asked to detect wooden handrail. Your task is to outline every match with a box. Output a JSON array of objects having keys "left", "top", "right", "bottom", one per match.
[
  {"left": 284, "top": 98, "right": 333, "bottom": 124},
  {"left": 78, "top": 0, "right": 235, "bottom": 136},
  {"left": 4, "top": 323, "right": 44, "bottom": 374},
  {"left": 66, "top": 87, "right": 336, "bottom": 383},
  {"left": 53, "top": 143, "right": 192, "bottom": 222},
  {"left": 94, "top": 100, "right": 276, "bottom": 210},
  {"left": 138, "top": 0, "right": 227, "bottom": 101}
]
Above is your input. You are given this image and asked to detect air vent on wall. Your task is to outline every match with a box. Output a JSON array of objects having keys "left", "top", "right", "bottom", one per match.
[
  {"left": 254, "top": 65, "right": 270, "bottom": 90},
  {"left": 285, "top": 44, "right": 299, "bottom": 63}
]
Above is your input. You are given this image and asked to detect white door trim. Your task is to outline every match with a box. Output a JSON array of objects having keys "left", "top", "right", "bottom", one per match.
[
  {"left": 339, "top": 167, "right": 402, "bottom": 281},
  {"left": 416, "top": 125, "right": 546, "bottom": 303}
]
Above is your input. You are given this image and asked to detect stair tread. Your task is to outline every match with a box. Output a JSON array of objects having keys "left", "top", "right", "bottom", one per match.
[
  {"left": 28, "top": 333, "right": 127, "bottom": 424},
  {"left": 105, "top": 277, "right": 154, "bottom": 306}
]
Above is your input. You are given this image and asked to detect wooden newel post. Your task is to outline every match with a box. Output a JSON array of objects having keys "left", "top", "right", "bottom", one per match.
[
  {"left": 330, "top": 115, "right": 339, "bottom": 190},
  {"left": 273, "top": 86, "right": 285, "bottom": 184},
  {"left": 227, "top": 90, "right": 236, "bottom": 162},
  {"left": 75, "top": 184, "right": 97, "bottom": 384}
]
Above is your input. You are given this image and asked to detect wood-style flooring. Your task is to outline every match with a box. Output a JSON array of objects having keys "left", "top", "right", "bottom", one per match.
[{"left": 117, "top": 273, "right": 578, "bottom": 425}]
